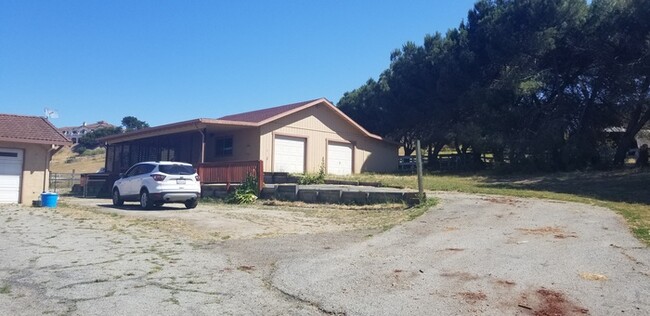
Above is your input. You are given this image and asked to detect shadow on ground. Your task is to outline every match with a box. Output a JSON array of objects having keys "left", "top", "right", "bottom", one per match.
[
  {"left": 97, "top": 204, "right": 188, "bottom": 211},
  {"left": 477, "top": 169, "right": 650, "bottom": 205}
]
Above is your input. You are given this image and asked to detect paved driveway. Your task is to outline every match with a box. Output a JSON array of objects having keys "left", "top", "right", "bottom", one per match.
[{"left": 1, "top": 192, "right": 648, "bottom": 315}]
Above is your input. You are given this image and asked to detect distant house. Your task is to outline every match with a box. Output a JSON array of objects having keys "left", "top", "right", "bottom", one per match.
[
  {"left": 100, "top": 98, "right": 398, "bottom": 176},
  {"left": 0, "top": 114, "right": 71, "bottom": 204},
  {"left": 59, "top": 121, "right": 115, "bottom": 144}
]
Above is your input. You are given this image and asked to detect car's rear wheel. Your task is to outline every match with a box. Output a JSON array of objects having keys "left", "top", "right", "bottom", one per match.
[
  {"left": 184, "top": 199, "right": 198, "bottom": 209},
  {"left": 112, "top": 189, "right": 124, "bottom": 206},
  {"left": 140, "top": 189, "right": 154, "bottom": 210}
]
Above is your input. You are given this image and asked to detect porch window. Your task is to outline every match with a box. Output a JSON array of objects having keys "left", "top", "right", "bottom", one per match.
[{"left": 215, "top": 136, "right": 233, "bottom": 157}]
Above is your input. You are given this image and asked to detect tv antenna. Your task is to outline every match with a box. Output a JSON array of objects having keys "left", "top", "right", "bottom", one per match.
[{"left": 44, "top": 107, "right": 59, "bottom": 119}]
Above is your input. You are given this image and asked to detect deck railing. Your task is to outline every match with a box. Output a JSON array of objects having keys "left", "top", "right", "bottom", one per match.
[{"left": 197, "top": 160, "right": 264, "bottom": 192}]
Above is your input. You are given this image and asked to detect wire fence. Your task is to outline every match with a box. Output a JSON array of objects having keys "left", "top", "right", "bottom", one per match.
[{"left": 49, "top": 173, "right": 81, "bottom": 194}]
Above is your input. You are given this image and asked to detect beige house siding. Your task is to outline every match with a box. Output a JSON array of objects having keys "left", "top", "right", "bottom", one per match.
[
  {"left": 355, "top": 138, "right": 398, "bottom": 172},
  {"left": 204, "top": 127, "right": 260, "bottom": 163},
  {"left": 259, "top": 103, "right": 397, "bottom": 173},
  {"left": 0, "top": 141, "right": 51, "bottom": 204}
]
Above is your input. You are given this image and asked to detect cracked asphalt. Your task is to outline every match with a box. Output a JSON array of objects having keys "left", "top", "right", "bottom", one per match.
[{"left": 1, "top": 192, "right": 649, "bottom": 315}]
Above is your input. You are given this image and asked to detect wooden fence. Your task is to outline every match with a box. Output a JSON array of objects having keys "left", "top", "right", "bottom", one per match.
[{"left": 197, "top": 160, "right": 264, "bottom": 192}]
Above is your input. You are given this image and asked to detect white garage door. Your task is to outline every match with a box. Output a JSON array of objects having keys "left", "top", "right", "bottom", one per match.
[
  {"left": 0, "top": 148, "right": 23, "bottom": 203},
  {"left": 327, "top": 142, "right": 353, "bottom": 175},
  {"left": 274, "top": 136, "right": 305, "bottom": 173}
]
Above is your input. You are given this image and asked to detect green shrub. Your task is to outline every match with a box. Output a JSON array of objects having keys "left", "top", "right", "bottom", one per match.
[
  {"left": 226, "top": 174, "right": 259, "bottom": 204},
  {"left": 226, "top": 190, "right": 258, "bottom": 204}
]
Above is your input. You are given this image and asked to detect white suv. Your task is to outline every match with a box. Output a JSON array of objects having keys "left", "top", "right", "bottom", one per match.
[{"left": 112, "top": 161, "right": 201, "bottom": 209}]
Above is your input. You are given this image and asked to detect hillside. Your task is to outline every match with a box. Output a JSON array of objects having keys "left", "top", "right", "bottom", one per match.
[{"left": 50, "top": 146, "right": 106, "bottom": 174}]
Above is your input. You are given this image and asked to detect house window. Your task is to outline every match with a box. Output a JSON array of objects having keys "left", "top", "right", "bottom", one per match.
[{"left": 215, "top": 137, "right": 233, "bottom": 157}]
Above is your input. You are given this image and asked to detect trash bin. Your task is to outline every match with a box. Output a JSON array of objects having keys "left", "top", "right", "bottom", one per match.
[{"left": 41, "top": 192, "right": 59, "bottom": 208}]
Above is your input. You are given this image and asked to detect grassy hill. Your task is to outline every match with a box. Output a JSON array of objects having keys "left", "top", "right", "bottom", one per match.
[{"left": 50, "top": 146, "right": 106, "bottom": 174}]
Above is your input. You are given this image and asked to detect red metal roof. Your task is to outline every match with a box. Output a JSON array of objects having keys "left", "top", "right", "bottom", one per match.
[
  {"left": 101, "top": 98, "right": 391, "bottom": 144},
  {"left": 0, "top": 113, "right": 71, "bottom": 145},
  {"left": 217, "top": 99, "right": 321, "bottom": 123}
]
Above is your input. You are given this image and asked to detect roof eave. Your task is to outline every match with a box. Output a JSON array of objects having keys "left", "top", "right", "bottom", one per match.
[{"left": 0, "top": 136, "right": 71, "bottom": 146}]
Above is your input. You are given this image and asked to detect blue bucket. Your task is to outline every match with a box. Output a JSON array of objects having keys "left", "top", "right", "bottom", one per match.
[{"left": 41, "top": 192, "right": 59, "bottom": 208}]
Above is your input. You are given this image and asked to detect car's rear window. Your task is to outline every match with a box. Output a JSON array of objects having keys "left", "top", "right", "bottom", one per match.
[{"left": 158, "top": 164, "right": 196, "bottom": 175}]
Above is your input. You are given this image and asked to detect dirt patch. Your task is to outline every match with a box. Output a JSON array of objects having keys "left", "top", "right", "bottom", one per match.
[
  {"left": 483, "top": 197, "right": 519, "bottom": 206},
  {"left": 554, "top": 233, "right": 578, "bottom": 239},
  {"left": 517, "top": 226, "right": 566, "bottom": 236},
  {"left": 495, "top": 279, "right": 516, "bottom": 287},
  {"left": 60, "top": 197, "right": 428, "bottom": 241},
  {"left": 457, "top": 291, "right": 487, "bottom": 303},
  {"left": 518, "top": 287, "right": 589, "bottom": 316},
  {"left": 237, "top": 265, "right": 255, "bottom": 272},
  {"left": 440, "top": 271, "right": 480, "bottom": 281},
  {"left": 440, "top": 248, "right": 465, "bottom": 252}
]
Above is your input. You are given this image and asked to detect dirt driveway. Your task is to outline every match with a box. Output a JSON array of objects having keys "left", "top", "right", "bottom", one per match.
[{"left": 1, "top": 193, "right": 649, "bottom": 315}]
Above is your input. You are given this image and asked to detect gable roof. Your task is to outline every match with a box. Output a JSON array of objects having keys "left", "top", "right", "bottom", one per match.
[
  {"left": 0, "top": 114, "right": 71, "bottom": 146},
  {"left": 215, "top": 98, "right": 384, "bottom": 140},
  {"left": 217, "top": 99, "right": 319, "bottom": 123},
  {"left": 101, "top": 98, "right": 389, "bottom": 143}
]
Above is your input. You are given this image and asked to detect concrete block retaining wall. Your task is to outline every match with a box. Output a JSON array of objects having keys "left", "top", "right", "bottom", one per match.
[{"left": 202, "top": 183, "right": 424, "bottom": 205}]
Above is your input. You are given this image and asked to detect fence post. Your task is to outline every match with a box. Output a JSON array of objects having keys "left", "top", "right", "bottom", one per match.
[
  {"left": 416, "top": 140, "right": 424, "bottom": 202},
  {"left": 258, "top": 160, "right": 264, "bottom": 193}
]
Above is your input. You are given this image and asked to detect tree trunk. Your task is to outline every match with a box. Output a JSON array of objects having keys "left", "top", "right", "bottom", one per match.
[
  {"left": 427, "top": 142, "right": 444, "bottom": 170},
  {"left": 403, "top": 146, "right": 415, "bottom": 157},
  {"left": 613, "top": 103, "right": 650, "bottom": 165}
]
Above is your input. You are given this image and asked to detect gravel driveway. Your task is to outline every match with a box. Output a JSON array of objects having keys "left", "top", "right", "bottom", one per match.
[{"left": 1, "top": 192, "right": 648, "bottom": 315}]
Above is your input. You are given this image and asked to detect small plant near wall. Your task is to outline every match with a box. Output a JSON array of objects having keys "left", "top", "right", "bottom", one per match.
[
  {"left": 297, "top": 159, "right": 326, "bottom": 185},
  {"left": 226, "top": 174, "right": 259, "bottom": 204}
]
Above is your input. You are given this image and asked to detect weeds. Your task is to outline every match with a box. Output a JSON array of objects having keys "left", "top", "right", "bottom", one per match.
[
  {"left": 226, "top": 174, "right": 259, "bottom": 204},
  {"left": 297, "top": 159, "right": 326, "bottom": 185}
]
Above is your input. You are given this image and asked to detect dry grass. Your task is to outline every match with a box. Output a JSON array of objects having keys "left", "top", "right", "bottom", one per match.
[
  {"left": 52, "top": 197, "right": 437, "bottom": 243},
  {"left": 50, "top": 147, "right": 105, "bottom": 173},
  {"left": 579, "top": 272, "right": 608, "bottom": 281}
]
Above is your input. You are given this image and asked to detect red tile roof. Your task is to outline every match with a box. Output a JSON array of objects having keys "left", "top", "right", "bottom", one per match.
[
  {"left": 0, "top": 114, "right": 71, "bottom": 145},
  {"left": 217, "top": 99, "right": 321, "bottom": 123}
]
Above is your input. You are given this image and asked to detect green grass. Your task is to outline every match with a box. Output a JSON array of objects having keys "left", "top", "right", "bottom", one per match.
[
  {"left": 0, "top": 284, "right": 10, "bottom": 294},
  {"left": 341, "top": 169, "right": 650, "bottom": 245}
]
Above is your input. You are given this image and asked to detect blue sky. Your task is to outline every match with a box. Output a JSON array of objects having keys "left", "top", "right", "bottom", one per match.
[{"left": 0, "top": 0, "right": 477, "bottom": 128}]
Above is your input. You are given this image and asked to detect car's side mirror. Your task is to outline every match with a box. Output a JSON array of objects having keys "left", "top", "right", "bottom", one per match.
[{"left": 119, "top": 173, "right": 125, "bottom": 178}]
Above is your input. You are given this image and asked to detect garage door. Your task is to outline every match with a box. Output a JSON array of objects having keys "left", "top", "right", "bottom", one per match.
[
  {"left": 274, "top": 136, "right": 305, "bottom": 173},
  {"left": 0, "top": 148, "right": 23, "bottom": 203},
  {"left": 327, "top": 142, "right": 353, "bottom": 175}
]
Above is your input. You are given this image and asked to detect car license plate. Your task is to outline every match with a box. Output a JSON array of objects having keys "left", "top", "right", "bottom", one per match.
[{"left": 176, "top": 179, "right": 186, "bottom": 184}]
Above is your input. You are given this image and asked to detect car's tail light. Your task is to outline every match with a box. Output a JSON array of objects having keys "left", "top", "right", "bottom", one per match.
[
  {"left": 151, "top": 174, "right": 166, "bottom": 181},
  {"left": 195, "top": 175, "right": 201, "bottom": 181}
]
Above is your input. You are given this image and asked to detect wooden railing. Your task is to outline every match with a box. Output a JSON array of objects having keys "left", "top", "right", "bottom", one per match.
[{"left": 197, "top": 160, "right": 264, "bottom": 192}]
